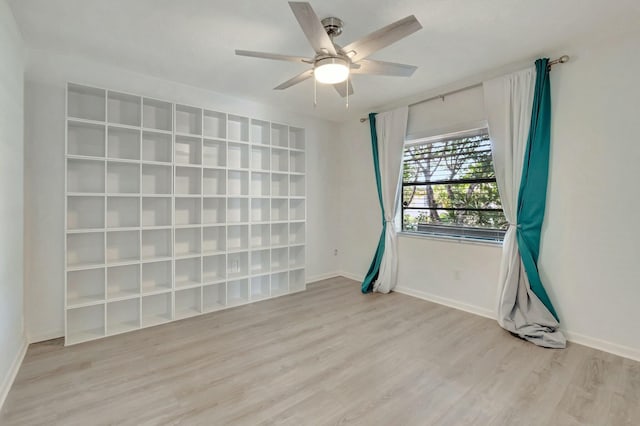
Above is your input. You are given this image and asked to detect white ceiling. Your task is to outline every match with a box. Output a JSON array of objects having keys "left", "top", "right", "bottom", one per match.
[{"left": 8, "top": 0, "right": 639, "bottom": 122}]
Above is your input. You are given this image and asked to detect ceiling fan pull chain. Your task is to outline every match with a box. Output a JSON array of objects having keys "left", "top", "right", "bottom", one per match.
[{"left": 346, "top": 79, "right": 349, "bottom": 109}]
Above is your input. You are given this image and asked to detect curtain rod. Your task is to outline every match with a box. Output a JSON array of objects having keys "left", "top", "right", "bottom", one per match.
[{"left": 359, "top": 55, "right": 570, "bottom": 123}]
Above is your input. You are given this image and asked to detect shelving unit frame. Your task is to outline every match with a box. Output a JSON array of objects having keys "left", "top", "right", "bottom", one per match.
[{"left": 65, "top": 83, "right": 306, "bottom": 345}]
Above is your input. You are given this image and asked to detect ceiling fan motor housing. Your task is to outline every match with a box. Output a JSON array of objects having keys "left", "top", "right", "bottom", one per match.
[{"left": 321, "top": 17, "right": 344, "bottom": 38}]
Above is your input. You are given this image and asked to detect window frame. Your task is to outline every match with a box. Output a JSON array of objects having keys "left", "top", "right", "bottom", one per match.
[{"left": 400, "top": 126, "right": 506, "bottom": 243}]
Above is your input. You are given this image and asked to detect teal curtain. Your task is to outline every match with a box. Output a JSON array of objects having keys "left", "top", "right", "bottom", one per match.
[
  {"left": 361, "top": 113, "right": 385, "bottom": 293},
  {"left": 516, "top": 58, "right": 559, "bottom": 320}
]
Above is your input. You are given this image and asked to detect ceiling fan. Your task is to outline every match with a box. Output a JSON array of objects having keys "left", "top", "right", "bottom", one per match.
[{"left": 235, "top": 2, "right": 422, "bottom": 100}]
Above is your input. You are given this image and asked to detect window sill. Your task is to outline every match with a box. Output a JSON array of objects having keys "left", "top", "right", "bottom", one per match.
[{"left": 398, "top": 231, "right": 503, "bottom": 248}]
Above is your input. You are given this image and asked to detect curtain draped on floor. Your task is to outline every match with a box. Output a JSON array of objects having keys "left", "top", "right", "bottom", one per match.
[
  {"left": 361, "top": 107, "right": 409, "bottom": 294},
  {"left": 483, "top": 59, "right": 566, "bottom": 348}
]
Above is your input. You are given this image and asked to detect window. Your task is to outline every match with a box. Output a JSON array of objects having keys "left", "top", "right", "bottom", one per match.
[{"left": 401, "top": 128, "right": 507, "bottom": 241}]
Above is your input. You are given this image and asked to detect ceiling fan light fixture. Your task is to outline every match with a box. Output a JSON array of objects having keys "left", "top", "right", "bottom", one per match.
[{"left": 314, "top": 57, "right": 350, "bottom": 84}]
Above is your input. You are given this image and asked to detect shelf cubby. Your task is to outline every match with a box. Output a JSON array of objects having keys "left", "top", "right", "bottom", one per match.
[
  {"left": 175, "top": 135, "right": 202, "bottom": 165},
  {"left": 108, "top": 92, "right": 141, "bottom": 127},
  {"left": 67, "top": 304, "right": 105, "bottom": 344},
  {"left": 142, "top": 164, "right": 172, "bottom": 194},
  {"left": 107, "top": 161, "right": 140, "bottom": 194},
  {"left": 143, "top": 98, "right": 172, "bottom": 132},
  {"left": 203, "top": 169, "right": 226, "bottom": 196},
  {"left": 228, "top": 115, "right": 249, "bottom": 142},
  {"left": 289, "top": 245, "right": 305, "bottom": 269},
  {"left": 271, "top": 123, "right": 288, "bottom": 148},
  {"left": 271, "top": 223, "right": 288, "bottom": 247},
  {"left": 271, "top": 199, "right": 288, "bottom": 222},
  {"left": 67, "top": 158, "right": 105, "bottom": 193},
  {"left": 290, "top": 199, "right": 306, "bottom": 221},
  {"left": 142, "top": 131, "right": 172, "bottom": 163},
  {"left": 107, "top": 264, "right": 140, "bottom": 299},
  {"left": 251, "top": 198, "right": 270, "bottom": 222},
  {"left": 290, "top": 175, "right": 305, "bottom": 197},
  {"left": 175, "top": 287, "right": 201, "bottom": 319},
  {"left": 227, "top": 198, "right": 249, "bottom": 223},
  {"left": 68, "top": 84, "right": 105, "bottom": 122},
  {"left": 290, "top": 222, "right": 306, "bottom": 245},
  {"left": 203, "top": 226, "right": 226, "bottom": 254},
  {"left": 251, "top": 249, "right": 270, "bottom": 275},
  {"left": 108, "top": 126, "right": 140, "bottom": 161},
  {"left": 203, "top": 254, "right": 226, "bottom": 282},
  {"left": 250, "top": 146, "right": 270, "bottom": 171},
  {"left": 270, "top": 271, "right": 289, "bottom": 296},
  {"left": 106, "top": 230, "right": 140, "bottom": 263},
  {"left": 175, "top": 105, "right": 202, "bottom": 136},
  {"left": 175, "top": 227, "right": 201, "bottom": 257},
  {"left": 271, "top": 148, "right": 289, "bottom": 173},
  {"left": 175, "top": 197, "right": 201, "bottom": 225},
  {"left": 175, "top": 166, "right": 201, "bottom": 195},
  {"left": 175, "top": 257, "right": 201, "bottom": 288},
  {"left": 227, "top": 225, "right": 249, "bottom": 251},
  {"left": 251, "top": 275, "right": 270, "bottom": 300},
  {"left": 204, "top": 110, "right": 226, "bottom": 139},
  {"left": 289, "top": 127, "right": 305, "bottom": 150},
  {"left": 67, "top": 268, "right": 105, "bottom": 306},
  {"left": 203, "top": 139, "right": 226, "bottom": 168},
  {"left": 107, "top": 196, "right": 139, "bottom": 228},
  {"left": 251, "top": 224, "right": 270, "bottom": 249},
  {"left": 203, "top": 197, "right": 225, "bottom": 224},
  {"left": 141, "top": 229, "right": 172, "bottom": 260},
  {"left": 228, "top": 142, "right": 249, "bottom": 169},
  {"left": 67, "top": 232, "right": 104, "bottom": 268},
  {"left": 251, "top": 119, "right": 270, "bottom": 145},
  {"left": 142, "top": 197, "right": 171, "bottom": 227},
  {"left": 228, "top": 171, "right": 249, "bottom": 196},
  {"left": 203, "top": 283, "right": 226, "bottom": 312},
  {"left": 107, "top": 298, "right": 140, "bottom": 335},
  {"left": 142, "top": 293, "right": 172, "bottom": 327},
  {"left": 271, "top": 173, "right": 289, "bottom": 197},
  {"left": 271, "top": 247, "right": 288, "bottom": 271},
  {"left": 67, "top": 121, "right": 105, "bottom": 158},
  {"left": 227, "top": 279, "right": 249, "bottom": 305},
  {"left": 142, "top": 261, "right": 172, "bottom": 293},
  {"left": 289, "top": 268, "right": 305, "bottom": 292},
  {"left": 290, "top": 151, "right": 306, "bottom": 173},
  {"left": 67, "top": 196, "right": 104, "bottom": 230},
  {"left": 251, "top": 172, "right": 270, "bottom": 196}
]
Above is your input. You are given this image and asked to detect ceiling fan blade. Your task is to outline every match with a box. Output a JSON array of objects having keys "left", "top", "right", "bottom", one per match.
[
  {"left": 274, "top": 69, "right": 314, "bottom": 90},
  {"left": 235, "top": 50, "right": 312, "bottom": 64},
  {"left": 342, "top": 15, "right": 422, "bottom": 63},
  {"left": 351, "top": 59, "right": 417, "bottom": 77},
  {"left": 333, "top": 79, "right": 354, "bottom": 98},
  {"left": 289, "top": 2, "right": 337, "bottom": 55}
]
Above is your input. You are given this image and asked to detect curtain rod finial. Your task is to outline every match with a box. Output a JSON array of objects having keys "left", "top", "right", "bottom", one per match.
[{"left": 559, "top": 55, "right": 570, "bottom": 63}]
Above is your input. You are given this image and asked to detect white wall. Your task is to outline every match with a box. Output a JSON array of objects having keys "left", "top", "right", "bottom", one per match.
[
  {"left": 337, "top": 29, "right": 640, "bottom": 360},
  {"left": 0, "top": 0, "right": 25, "bottom": 405},
  {"left": 23, "top": 49, "right": 340, "bottom": 342}
]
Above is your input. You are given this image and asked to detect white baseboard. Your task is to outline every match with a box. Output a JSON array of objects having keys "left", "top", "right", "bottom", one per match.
[
  {"left": 306, "top": 271, "right": 341, "bottom": 284},
  {"left": 337, "top": 271, "right": 363, "bottom": 282},
  {"left": 0, "top": 337, "right": 28, "bottom": 411},
  {"left": 27, "top": 330, "right": 63, "bottom": 344},
  {"left": 394, "top": 285, "right": 495, "bottom": 320},
  {"left": 564, "top": 330, "right": 640, "bottom": 362}
]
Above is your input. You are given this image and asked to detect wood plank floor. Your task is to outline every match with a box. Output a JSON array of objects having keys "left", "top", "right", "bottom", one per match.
[{"left": 2, "top": 277, "right": 639, "bottom": 425}]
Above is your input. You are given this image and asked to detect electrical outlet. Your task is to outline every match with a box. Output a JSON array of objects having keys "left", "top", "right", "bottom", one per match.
[{"left": 334, "top": 249, "right": 338, "bottom": 256}]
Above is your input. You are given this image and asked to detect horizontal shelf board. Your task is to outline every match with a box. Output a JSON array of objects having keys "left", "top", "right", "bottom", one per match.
[
  {"left": 67, "top": 117, "right": 106, "bottom": 127},
  {"left": 203, "top": 278, "right": 226, "bottom": 286},
  {"left": 142, "top": 314, "right": 172, "bottom": 328},
  {"left": 141, "top": 287, "right": 172, "bottom": 296},
  {"left": 203, "top": 303, "right": 226, "bottom": 313},
  {"left": 107, "top": 122, "right": 141, "bottom": 131},
  {"left": 175, "top": 132, "right": 202, "bottom": 138},
  {"left": 142, "top": 127, "right": 172, "bottom": 135},
  {"left": 227, "top": 297, "right": 250, "bottom": 306},
  {"left": 66, "top": 154, "right": 105, "bottom": 161},
  {"left": 67, "top": 192, "right": 106, "bottom": 197},
  {"left": 66, "top": 262, "right": 106, "bottom": 272},
  {"left": 107, "top": 321, "right": 140, "bottom": 336},
  {"left": 141, "top": 256, "right": 173, "bottom": 263},
  {"left": 174, "top": 162, "right": 202, "bottom": 168},
  {"left": 175, "top": 280, "right": 201, "bottom": 289},
  {"left": 226, "top": 273, "right": 249, "bottom": 280},
  {"left": 174, "top": 252, "right": 202, "bottom": 260},
  {"left": 106, "top": 226, "right": 141, "bottom": 232},
  {"left": 66, "top": 228, "right": 105, "bottom": 234},
  {"left": 201, "top": 250, "right": 226, "bottom": 256},
  {"left": 106, "top": 258, "right": 141, "bottom": 267},
  {"left": 66, "top": 297, "right": 105, "bottom": 309},
  {"left": 175, "top": 224, "right": 202, "bottom": 229},
  {"left": 175, "top": 308, "right": 201, "bottom": 320},
  {"left": 105, "top": 193, "right": 140, "bottom": 197},
  {"left": 106, "top": 291, "right": 140, "bottom": 301},
  {"left": 106, "top": 157, "right": 140, "bottom": 165},
  {"left": 66, "top": 329, "right": 105, "bottom": 345},
  {"left": 141, "top": 193, "right": 172, "bottom": 198},
  {"left": 141, "top": 160, "right": 172, "bottom": 166}
]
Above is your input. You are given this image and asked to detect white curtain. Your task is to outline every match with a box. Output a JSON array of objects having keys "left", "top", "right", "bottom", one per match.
[
  {"left": 484, "top": 68, "right": 566, "bottom": 348},
  {"left": 372, "top": 106, "right": 409, "bottom": 293}
]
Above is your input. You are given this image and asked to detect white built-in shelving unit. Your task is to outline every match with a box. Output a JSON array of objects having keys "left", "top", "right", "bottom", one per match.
[{"left": 65, "top": 83, "right": 307, "bottom": 345}]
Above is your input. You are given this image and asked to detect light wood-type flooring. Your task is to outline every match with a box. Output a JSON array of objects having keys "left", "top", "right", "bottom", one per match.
[{"left": 2, "top": 277, "right": 639, "bottom": 425}]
